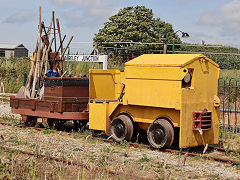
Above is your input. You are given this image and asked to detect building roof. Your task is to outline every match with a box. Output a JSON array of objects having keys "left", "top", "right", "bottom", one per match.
[
  {"left": 125, "top": 54, "right": 219, "bottom": 67},
  {"left": 0, "top": 43, "right": 26, "bottom": 50}
]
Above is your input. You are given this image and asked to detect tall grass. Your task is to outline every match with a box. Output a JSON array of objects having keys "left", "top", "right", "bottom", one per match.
[{"left": 0, "top": 57, "right": 30, "bottom": 93}]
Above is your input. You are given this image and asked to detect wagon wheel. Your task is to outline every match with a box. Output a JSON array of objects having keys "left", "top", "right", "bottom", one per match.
[
  {"left": 110, "top": 115, "right": 134, "bottom": 142},
  {"left": 147, "top": 119, "right": 174, "bottom": 149},
  {"left": 47, "top": 118, "right": 60, "bottom": 130},
  {"left": 23, "top": 116, "right": 37, "bottom": 127},
  {"left": 59, "top": 120, "right": 66, "bottom": 127},
  {"left": 73, "top": 120, "right": 88, "bottom": 131}
]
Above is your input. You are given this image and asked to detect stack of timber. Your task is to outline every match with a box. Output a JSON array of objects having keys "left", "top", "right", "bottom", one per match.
[{"left": 16, "top": 6, "right": 74, "bottom": 99}]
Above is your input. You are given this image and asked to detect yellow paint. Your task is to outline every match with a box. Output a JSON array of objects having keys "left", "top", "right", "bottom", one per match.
[
  {"left": 110, "top": 105, "right": 180, "bottom": 127},
  {"left": 89, "top": 69, "right": 122, "bottom": 100},
  {"left": 124, "top": 79, "right": 182, "bottom": 109},
  {"left": 125, "top": 54, "right": 219, "bottom": 67},
  {"left": 89, "top": 54, "right": 220, "bottom": 148},
  {"left": 179, "top": 58, "right": 220, "bottom": 147},
  {"left": 89, "top": 102, "right": 107, "bottom": 131},
  {"left": 89, "top": 101, "right": 119, "bottom": 133},
  {"left": 125, "top": 66, "right": 188, "bottom": 80},
  {"left": 30, "top": 52, "right": 35, "bottom": 65}
]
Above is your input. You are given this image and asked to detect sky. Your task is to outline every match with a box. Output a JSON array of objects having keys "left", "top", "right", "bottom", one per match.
[{"left": 0, "top": 0, "right": 239, "bottom": 53}]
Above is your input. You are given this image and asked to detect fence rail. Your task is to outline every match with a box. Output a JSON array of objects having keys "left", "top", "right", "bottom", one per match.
[{"left": 218, "top": 78, "right": 240, "bottom": 133}]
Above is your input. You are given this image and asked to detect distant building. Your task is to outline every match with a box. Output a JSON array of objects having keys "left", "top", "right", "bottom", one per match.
[{"left": 0, "top": 44, "right": 28, "bottom": 58}]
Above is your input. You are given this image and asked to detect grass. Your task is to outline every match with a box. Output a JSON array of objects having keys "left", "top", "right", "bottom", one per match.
[
  {"left": 42, "top": 125, "right": 56, "bottom": 134},
  {"left": 139, "top": 154, "right": 150, "bottom": 162},
  {"left": 0, "top": 57, "right": 30, "bottom": 93},
  {"left": 0, "top": 147, "right": 119, "bottom": 179},
  {"left": 220, "top": 69, "right": 240, "bottom": 81}
]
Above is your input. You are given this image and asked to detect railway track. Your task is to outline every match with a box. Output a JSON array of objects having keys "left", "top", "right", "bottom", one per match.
[
  {"left": 0, "top": 121, "right": 239, "bottom": 165},
  {"left": 0, "top": 145, "right": 152, "bottom": 180}
]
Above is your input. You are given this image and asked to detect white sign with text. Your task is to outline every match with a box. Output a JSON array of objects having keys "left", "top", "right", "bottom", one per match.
[{"left": 64, "top": 55, "right": 108, "bottom": 70}]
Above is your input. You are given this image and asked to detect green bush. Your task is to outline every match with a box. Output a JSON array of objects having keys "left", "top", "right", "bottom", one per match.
[{"left": 178, "top": 44, "right": 240, "bottom": 69}]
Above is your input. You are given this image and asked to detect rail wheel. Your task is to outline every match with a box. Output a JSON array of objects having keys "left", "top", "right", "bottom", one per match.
[
  {"left": 47, "top": 118, "right": 60, "bottom": 130},
  {"left": 147, "top": 119, "right": 174, "bottom": 149},
  {"left": 110, "top": 115, "right": 134, "bottom": 142},
  {"left": 23, "top": 116, "right": 37, "bottom": 127},
  {"left": 73, "top": 120, "right": 88, "bottom": 131}
]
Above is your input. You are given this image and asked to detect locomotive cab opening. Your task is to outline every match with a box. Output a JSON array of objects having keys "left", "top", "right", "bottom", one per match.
[
  {"left": 182, "top": 69, "right": 193, "bottom": 88},
  {"left": 89, "top": 54, "right": 220, "bottom": 149}
]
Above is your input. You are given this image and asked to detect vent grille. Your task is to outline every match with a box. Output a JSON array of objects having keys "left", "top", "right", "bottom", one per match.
[{"left": 193, "top": 110, "right": 212, "bottom": 130}]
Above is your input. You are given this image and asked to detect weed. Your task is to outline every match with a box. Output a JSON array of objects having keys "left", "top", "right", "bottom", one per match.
[
  {"left": 73, "top": 148, "right": 82, "bottom": 152},
  {"left": 139, "top": 154, "right": 150, "bottom": 162},
  {"left": 43, "top": 126, "right": 56, "bottom": 134},
  {"left": 102, "top": 146, "right": 110, "bottom": 153},
  {"left": 97, "top": 155, "right": 107, "bottom": 167},
  {"left": 6, "top": 136, "right": 27, "bottom": 145},
  {"left": 156, "top": 162, "right": 163, "bottom": 169},
  {"left": 232, "top": 161, "right": 240, "bottom": 170},
  {"left": 89, "top": 155, "right": 96, "bottom": 163},
  {"left": 119, "top": 140, "right": 127, "bottom": 147},
  {"left": 208, "top": 174, "right": 220, "bottom": 179},
  {"left": 123, "top": 160, "right": 128, "bottom": 165},
  {"left": 138, "top": 164, "right": 144, "bottom": 170},
  {"left": 79, "top": 130, "right": 93, "bottom": 136}
]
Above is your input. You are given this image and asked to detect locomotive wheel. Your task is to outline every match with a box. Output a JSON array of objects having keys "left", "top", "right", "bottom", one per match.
[
  {"left": 147, "top": 119, "right": 174, "bottom": 149},
  {"left": 47, "top": 118, "right": 60, "bottom": 130},
  {"left": 110, "top": 115, "right": 134, "bottom": 142},
  {"left": 73, "top": 120, "right": 88, "bottom": 131},
  {"left": 24, "top": 116, "right": 37, "bottom": 127}
]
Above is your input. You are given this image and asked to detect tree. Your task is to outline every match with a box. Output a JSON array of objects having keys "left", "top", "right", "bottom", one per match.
[{"left": 93, "top": 6, "right": 180, "bottom": 51}]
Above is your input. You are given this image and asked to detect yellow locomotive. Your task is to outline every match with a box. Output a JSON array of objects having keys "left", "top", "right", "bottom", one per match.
[{"left": 89, "top": 54, "right": 220, "bottom": 148}]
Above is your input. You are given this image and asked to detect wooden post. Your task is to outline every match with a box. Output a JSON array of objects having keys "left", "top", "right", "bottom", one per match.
[
  {"left": 52, "top": 11, "right": 56, "bottom": 52},
  {"left": 31, "top": 6, "right": 42, "bottom": 98},
  {"left": 163, "top": 43, "right": 167, "bottom": 54}
]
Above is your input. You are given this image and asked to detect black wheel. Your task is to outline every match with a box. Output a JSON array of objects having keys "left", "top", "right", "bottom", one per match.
[
  {"left": 59, "top": 120, "right": 66, "bottom": 127},
  {"left": 73, "top": 120, "right": 88, "bottom": 131},
  {"left": 110, "top": 115, "right": 134, "bottom": 142},
  {"left": 23, "top": 116, "right": 37, "bottom": 127},
  {"left": 147, "top": 119, "right": 174, "bottom": 149},
  {"left": 47, "top": 118, "right": 60, "bottom": 130}
]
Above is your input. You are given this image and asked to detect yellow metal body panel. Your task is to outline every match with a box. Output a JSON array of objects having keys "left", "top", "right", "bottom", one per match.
[
  {"left": 89, "top": 102, "right": 107, "bottom": 131},
  {"left": 124, "top": 64, "right": 188, "bottom": 109},
  {"left": 125, "top": 54, "right": 219, "bottom": 67},
  {"left": 89, "top": 102, "right": 180, "bottom": 133},
  {"left": 89, "top": 102, "right": 119, "bottom": 133},
  {"left": 124, "top": 79, "right": 182, "bottom": 109},
  {"left": 179, "top": 59, "right": 220, "bottom": 148},
  {"left": 111, "top": 105, "right": 180, "bottom": 127},
  {"left": 89, "top": 69, "right": 122, "bottom": 100},
  {"left": 125, "top": 66, "right": 187, "bottom": 80}
]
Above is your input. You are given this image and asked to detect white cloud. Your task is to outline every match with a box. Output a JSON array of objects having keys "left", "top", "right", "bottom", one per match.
[
  {"left": 51, "top": 0, "right": 115, "bottom": 18},
  {"left": 199, "top": 0, "right": 240, "bottom": 35},
  {"left": 3, "top": 10, "right": 34, "bottom": 24}
]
